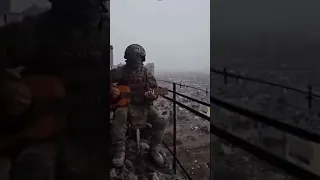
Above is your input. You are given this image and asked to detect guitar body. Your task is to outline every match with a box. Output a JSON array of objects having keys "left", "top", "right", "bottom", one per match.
[
  {"left": 110, "top": 85, "right": 168, "bottom": 109},
  {"left": 117, "top": 85, "right": 131, "bottom": 106},
  {"left": 15, "top": 75, "right": 66, "bottom": 139},
  {"left": 110, "top": 85, "right": 131, "bottom": 109}
]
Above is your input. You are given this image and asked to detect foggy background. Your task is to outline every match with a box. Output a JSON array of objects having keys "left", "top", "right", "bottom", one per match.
[
  {"left": 110, "top": 0, "right": 210, "bottom": 73},
  {"left": 211, "top": 0, "right": 320, "bottom": 74}
]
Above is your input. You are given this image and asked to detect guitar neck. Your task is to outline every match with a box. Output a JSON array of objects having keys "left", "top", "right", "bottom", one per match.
[{"left": 121, "top": 89, "right": 166, "bottom": 97}]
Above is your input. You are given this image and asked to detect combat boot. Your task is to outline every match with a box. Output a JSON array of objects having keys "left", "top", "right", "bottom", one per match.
[
  {"left": 148, "top": 148, "right": 164, "bottom": 166},
  {"left": 112, "top": 143, "right": 126, "bottom": 167},
  {"left": 112, "top": 150, "right": 125, "bottom": 167}
]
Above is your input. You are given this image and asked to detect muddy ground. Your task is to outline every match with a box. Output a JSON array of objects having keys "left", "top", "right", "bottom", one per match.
[{"left": 156, "top": 97, "right": 211, "bottom": 180}]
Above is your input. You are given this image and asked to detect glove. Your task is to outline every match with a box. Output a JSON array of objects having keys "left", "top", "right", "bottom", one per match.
[{"left": 110, "top": 83, "right": 120, "bottom": 99}]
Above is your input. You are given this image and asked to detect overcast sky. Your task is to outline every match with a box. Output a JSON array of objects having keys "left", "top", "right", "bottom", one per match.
[{"left": 110, "top": 0, "right": 210, "bottom": 72}]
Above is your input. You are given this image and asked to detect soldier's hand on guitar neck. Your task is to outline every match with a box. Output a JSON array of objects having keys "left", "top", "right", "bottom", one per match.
[
  {"left": 145, "top": 89, "right": 157, "bottom": 99},
  {"left": 110, "top": 83, "right": 120, "bottom": 98},
  {"left": 0, "top": 71, "right": 32, "bottom": 117}
]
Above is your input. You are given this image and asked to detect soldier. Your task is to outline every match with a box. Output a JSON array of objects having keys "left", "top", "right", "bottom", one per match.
[
  {"left": 110, "top": 44, "right": 167, "bottom": 167},
  {"left": 0, "top": 0, "right": 109, "bottom": 179}
]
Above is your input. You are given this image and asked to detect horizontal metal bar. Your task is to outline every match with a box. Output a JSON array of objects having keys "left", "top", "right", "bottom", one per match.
[
  {"left": 211, "top": 68, "right": 320, "bottom": 98},
  {"left": 210, "top": 123, "right": 320, "bottom": 180},
  {"left": 162, "top": 96, "right": 210, "bottom": 121},
  {"left": 167, "top": 89, "right": 210, "bottom": 107},
  {"left": 211, "top": 95, "right": 320, "bottom": 143},
  {"left": 162, "top": 141, "right": 193, "bottom": 180},
  {"left": 158, "top": 79, "right": 209, "bottom": 92}
]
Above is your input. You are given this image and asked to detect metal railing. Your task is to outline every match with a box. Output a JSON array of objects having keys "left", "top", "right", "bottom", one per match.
[
  {"left": 159, "top": 79, "right": 209, "bottom": 95},
  {"left": 211, "top": 67, "right": 320, "bottom": 109},
  {"left": 158, "top": 80, "right": 210, "bottom": 180},
  {"left": 210, "top": 68, "right": 320, "bottom": 180}
]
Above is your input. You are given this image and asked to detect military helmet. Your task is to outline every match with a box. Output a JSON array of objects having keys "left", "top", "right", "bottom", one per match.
[{"left": 124, "top": 44, "right": 146, "bottom": 61}]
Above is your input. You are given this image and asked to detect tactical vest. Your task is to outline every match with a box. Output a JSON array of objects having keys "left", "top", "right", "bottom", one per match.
[{"left": 118, "top": 66, "right": 149, "bottom": 105}]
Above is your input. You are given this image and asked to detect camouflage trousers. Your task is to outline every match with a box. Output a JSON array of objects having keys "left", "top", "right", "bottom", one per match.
[
  {"left": 0, "top": 143, "right": 56, "bottom": 180},
  {"left": 112, "top": 105, "right": 167, "bottom": 151}
]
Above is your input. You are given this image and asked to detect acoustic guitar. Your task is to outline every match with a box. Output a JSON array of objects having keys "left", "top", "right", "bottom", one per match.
[
  {"left": 0, "top": 75, "right": 107, "bottom": 152},
  {"left": 0, "top": 75, "right": 64, "bottom": 152},
  {"left": 110, "top": 85, "right": 168, "bottom": 109}
]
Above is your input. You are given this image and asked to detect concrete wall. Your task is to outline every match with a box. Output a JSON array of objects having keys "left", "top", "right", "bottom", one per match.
[
  {"left": 0, "top": 13, "right": 24, "bottom": 26},
  {"left": 0, "top": 0, "right": 50, "bottom": 13},
  {"left": 287, "top": 136, "right": 320, "bottom": 176},
  {"left": 0, "top": 1, "right": 50, "bottom": 27},
  {"left": 145, "top": 63, "right": 154, "bottom": 75},
  {"left": 10, "top": 0, "right": 50, "bottom": 13}
]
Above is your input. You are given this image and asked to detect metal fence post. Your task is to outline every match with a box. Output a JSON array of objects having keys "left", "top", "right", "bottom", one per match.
[
  {"left": 307, "top": 85, "right": 313, "bottom": 110},
  {"left": 173, "top": 83, "right": 177, "bottom": 174},
  {"left": 223, "top": 68, "right": 228, "bottom": 85},
  {"left": 3, "top": 14, "right": 7, "bottom": 24}
]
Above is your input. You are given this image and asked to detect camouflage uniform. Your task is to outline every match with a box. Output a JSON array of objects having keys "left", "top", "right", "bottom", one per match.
[
  {"left": 0, "top": 0, "right": 110, "bottom": 179},
  {"left": 111, "top": 44, "right": 167, "bottom": 167}
]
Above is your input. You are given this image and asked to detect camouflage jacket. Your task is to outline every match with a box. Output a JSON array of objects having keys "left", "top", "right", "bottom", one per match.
[
  {"left": 111, "top": 65, "right": 158, "bottom": 105},
  {"left": 0, "top": 10, "right": 110, "bottom": 136}
]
